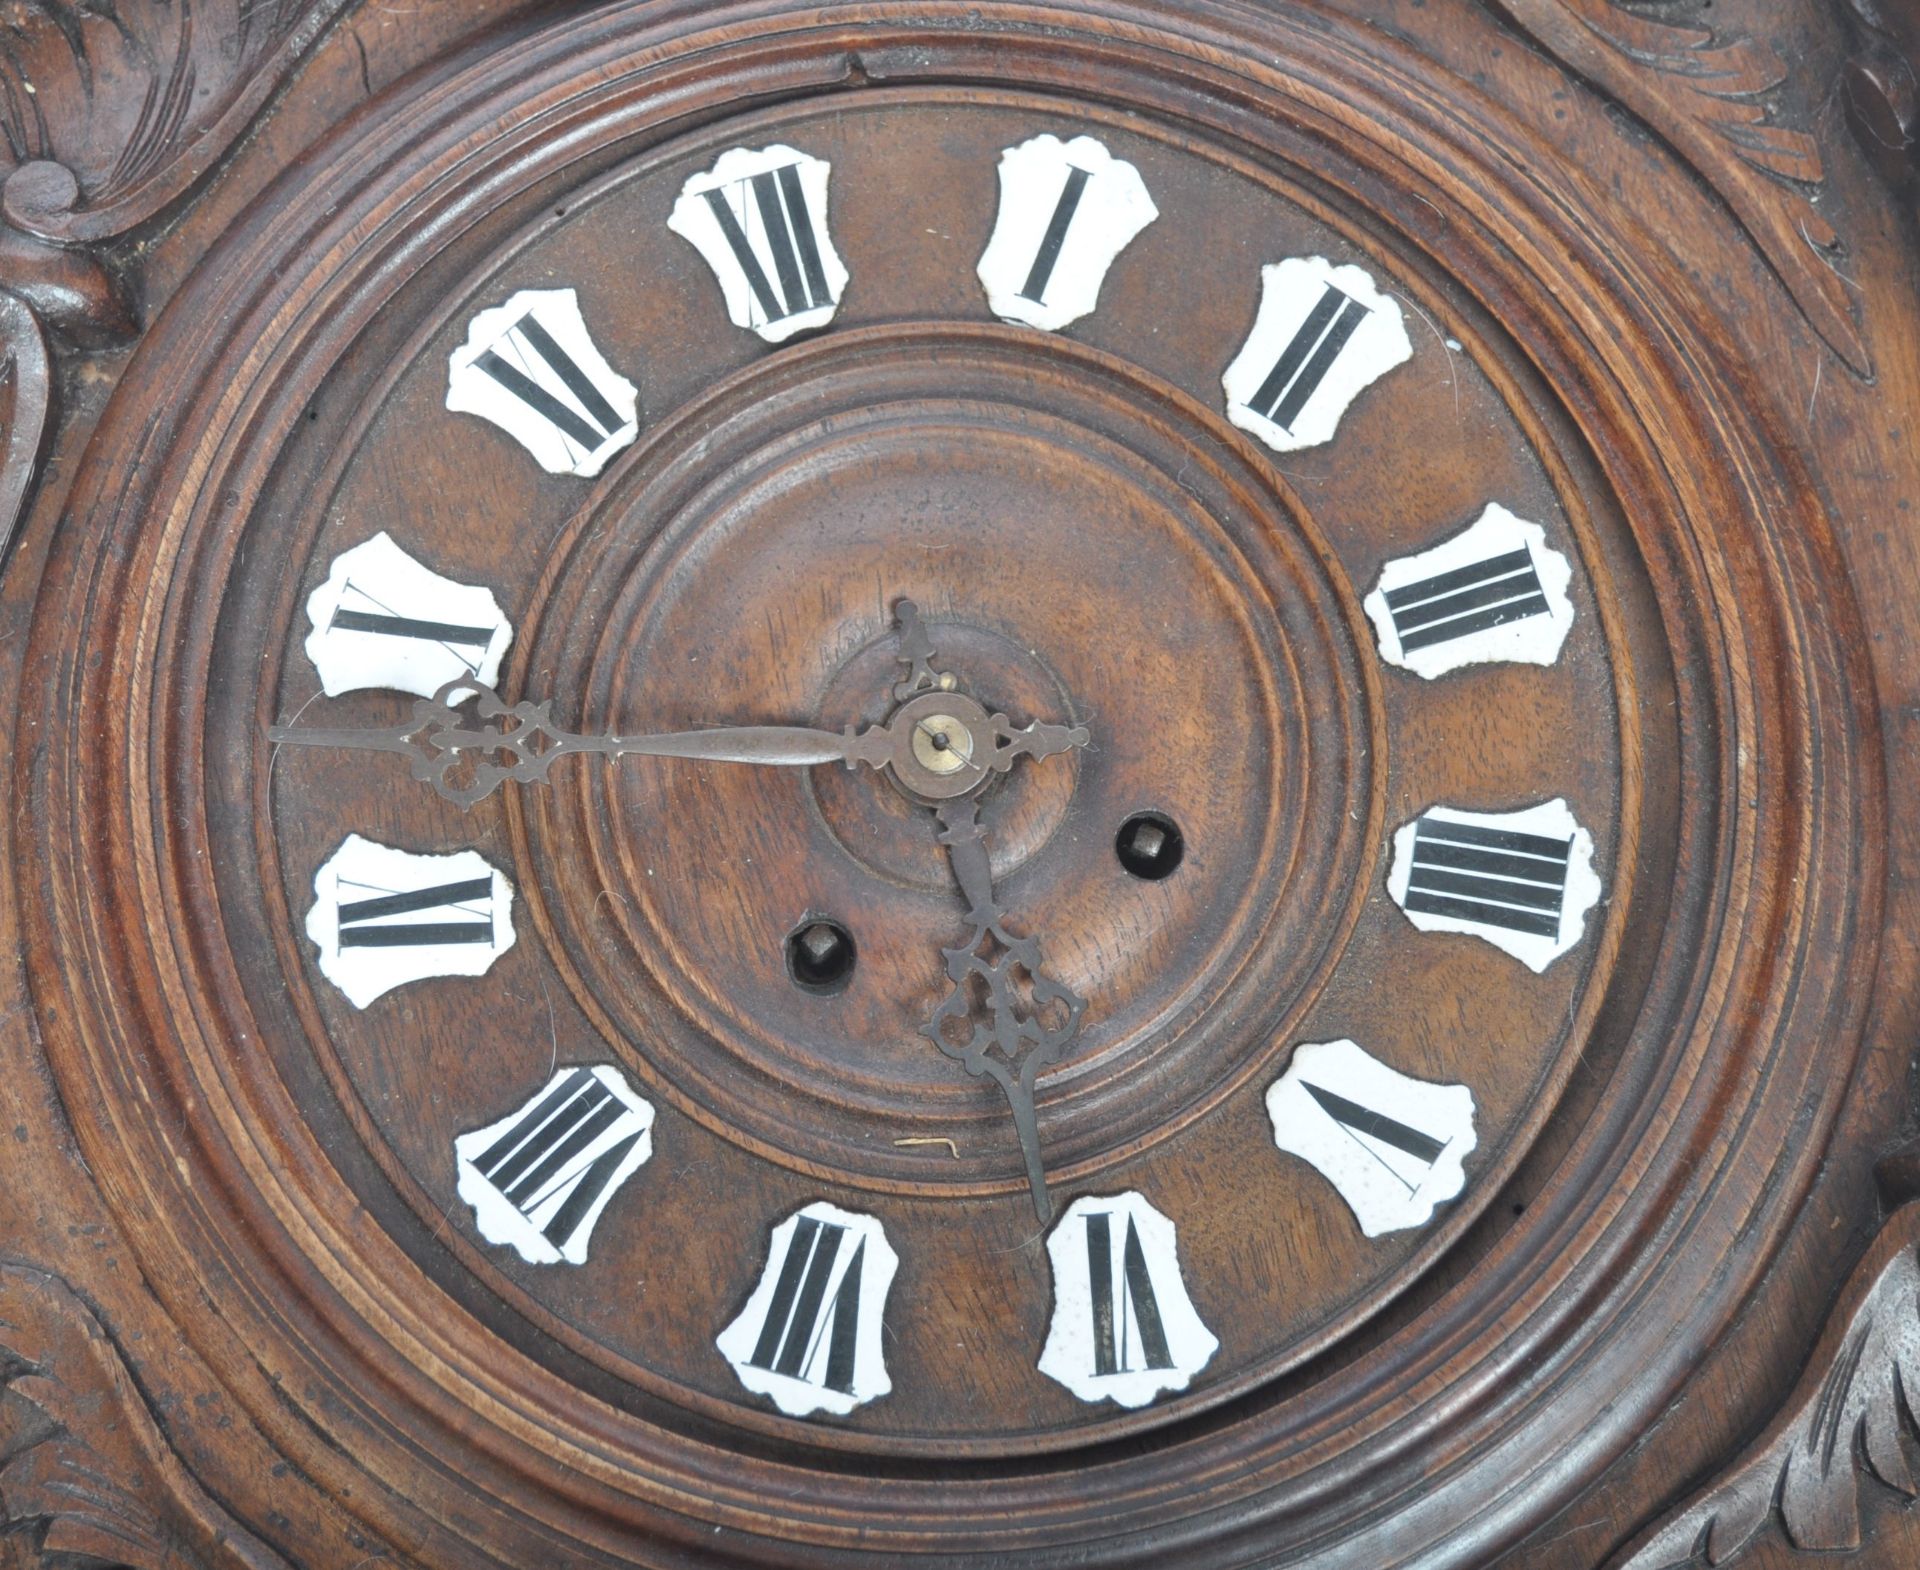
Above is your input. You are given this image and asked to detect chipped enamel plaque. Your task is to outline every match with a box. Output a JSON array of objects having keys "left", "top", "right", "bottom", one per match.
[
  {"left": 301, "top": 532, "right": 512, "bottom": 698},
  {"left": 445, "top": 288, "right": 639, "bottom": 477},
  {"left": 1222, "top": 257, "right": 1412, "bottom": 452},
  {"left": 669, "top": 145, "right": 849, "bottom": 343},
  {"left": 306, "top": 834, "right": 515, "bottom": 1008},
  {"left": 716, "top": 1202, "right": 898, "bottom": 1418},
  {"left": 1387, "top": 799, "right": 1602, "bottom": 972},
  {"left": 455, "top": 1066, "right": 655, "bottom": 1266},
  {"left": 1364, "top": 504, "right": 1575, "bottom": 678},
  {"left": 1267, "top": 1040, "right": 1477, "bottom": 1237},
  {"left": 975, "top": 133, "right": 1157, "bottom": 332},
  {"left": 1038, "top": 1192, "right": 1217, "bottom": 1409}
]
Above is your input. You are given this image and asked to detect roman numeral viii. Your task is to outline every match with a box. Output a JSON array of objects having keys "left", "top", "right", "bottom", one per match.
[
  {"left": 466, "top": 1067, "right": 647, "bottom": 1254},
  {"left": 455, "top": 1065, "right": 655, "bottom": 1265}
]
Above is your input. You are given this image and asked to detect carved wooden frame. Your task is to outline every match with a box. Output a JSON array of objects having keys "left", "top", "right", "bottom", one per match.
[{"left": 2, "top": 2, "right": 1916, "bottom": 1566}]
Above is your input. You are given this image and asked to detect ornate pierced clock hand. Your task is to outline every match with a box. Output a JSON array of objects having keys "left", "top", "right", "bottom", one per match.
[
  {"left": 886, "top": 601, "right": 1089, "bottom": 1224},
  {"left": 266, "top": 673, "right": 1079, "bottom": 809},
  {"left": 269, "top": 605, "right": 1092, "bottom": 1219},
  {"left": 925, "top": 796, "right": 1087, "bottom": 1225}
]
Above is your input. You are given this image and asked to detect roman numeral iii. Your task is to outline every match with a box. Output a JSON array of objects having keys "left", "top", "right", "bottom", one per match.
[
  {"left": 455, "top": 1066, "right": 656, "bottom": 1266},
  {"left": 1364, "top": 503, "right": 1576, "bottom": 678},
  {"left": 717, "top": 1202, "right": 898, "bottom": 1417},
  {"left": 1387, "top": 798, "right": 1602, "bottom": 972},
  {"left": 670, "top": 145, "right": 850, "bottom": 343},
  {"left": 445, "top": 287, "right": 639, "bottom": 477}
]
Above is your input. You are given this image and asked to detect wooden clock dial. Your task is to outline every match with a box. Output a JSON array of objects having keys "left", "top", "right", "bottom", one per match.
[{"left": 1, "top": 1, "right": 1914, "bottom": 1566}]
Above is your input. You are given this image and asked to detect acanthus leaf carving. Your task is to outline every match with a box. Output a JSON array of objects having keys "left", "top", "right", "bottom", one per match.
[
  {"left": 0, "top": 0, "right": 354, "bottom": 244},
  {"left": 1492, "top": 0, "right": 1873, "bottom": 377},
  {"left": 1611, "top": 1204, "right": 1920, "bottom": 1567},
  {"left": 0, "top": 1260, "right": 291, "bottom": 1570}
]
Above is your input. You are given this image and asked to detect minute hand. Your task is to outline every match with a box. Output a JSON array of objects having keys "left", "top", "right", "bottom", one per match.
[{"left": 268, "top": 679, "right": 894, "bottom": 808}]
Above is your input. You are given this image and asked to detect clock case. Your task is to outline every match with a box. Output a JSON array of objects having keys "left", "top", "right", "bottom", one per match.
[{"left": 1, "top": 1, "right": 1917, "bottom": 1566}]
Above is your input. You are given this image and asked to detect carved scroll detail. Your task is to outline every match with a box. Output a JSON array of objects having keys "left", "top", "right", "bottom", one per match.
[
  {"left": 0, "top": 295, "right": 51, "bottom": 570},
  {"left": 0, "top": 0, "right": 353, "bottom": 243},
  {"left": 1612, "top": 1205, "right": 1920, "bottom": 1567},
  {"left": 1494, "top": 0, "right": 1872, "bottom": 376},
  {"left": 0, "top": 1261, "right": 290, "bottom": 1569}
]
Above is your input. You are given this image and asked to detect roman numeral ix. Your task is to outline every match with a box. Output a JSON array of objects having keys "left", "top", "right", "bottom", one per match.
[
  {"left": 335, "top": 875, "right": 495, "bottom": 949},
  {"left": 1403, "top": 816, "right": 1573, "bottom": 939},
  {"left": 1247, "top": 281, "right": 1369, "bottom": 432}
]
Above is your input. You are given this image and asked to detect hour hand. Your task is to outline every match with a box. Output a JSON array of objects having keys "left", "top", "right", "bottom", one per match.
[{"left": 923, "top": 796, "right": 1087, "bottom": 1224}]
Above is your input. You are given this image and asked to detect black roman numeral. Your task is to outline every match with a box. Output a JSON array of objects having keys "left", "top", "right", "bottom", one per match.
[
  {"left": 1085, "top": 1211, "right": 1172, "bottom": 1376},
  {"left": 1302, "top": 1082, "right": 1448, "bottom": 1196},
  {"left": 1383, "top": 546, "right": 1551, "bottom": 652},
  {"left": 475, "top": 311, "right": 626, "bottom": 456},
  {"left": 1404, "top": 816, "right": 1573, "bottom": 939},
  {"left": 1018, "top": 165, "right": 1093, "bottom": 305},
  {"left": 703, "top": 164, "right": 833, "bottom": 326},
  {"left": 329, "top": 582, "right": 494, "bottom": 673},
  {"left": 747, "top": 1215, "right": 863, "bottom": 1393},
  {"left": 468, "top": 1068, "right": 644, "bottom": 1251},
  {"left": 336, "top": 875, "right": 495, "bottom": 948},
  {"left": 1247, "top": 281, "right": 1369, "bottom": 431}
]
